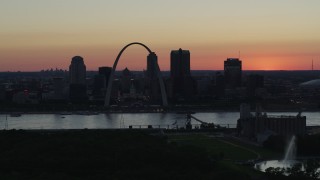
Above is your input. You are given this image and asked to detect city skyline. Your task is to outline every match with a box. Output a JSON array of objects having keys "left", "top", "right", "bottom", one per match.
[{"left": 1, "top": 0, "right": 320, "bottom": 71}]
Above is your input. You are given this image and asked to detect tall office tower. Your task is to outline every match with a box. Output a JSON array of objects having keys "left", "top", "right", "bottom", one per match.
[
  {"left": 170, "top": 48, "right": 190, "bottom": 78},
  {"left": 53, "top": 77, "right": 65, "bottom": 100},
  {"left": 214, "top": 72, "right": 225, "bottom": 98},
  {"left": 121, "top": 67, "right": 132, "bottom": 94},
  {"left": 69, "top": 56, "right": 86, "bottom": 85},
  {"left": 93, "top": 74, "right": 106, "bottom": 98},
  {"left": 170, "top": 48, "right": 195, "bottom": 101},
  {"left": 146, "top": 52, "right": 158, "bottom": 79},
  {"left": 146, "top": 52, "right": 161, "bottom": 103},
  {"left": 246, "top": 74, "right": 264, "bottom": 99},
  {"left": 93, "top": 66, "right": 112, "bottom": 99},
  {"left": 0, "top": 84, "right": 5, "bottom": 101},
  {"left": 224, "top": 58, "right": 242, "bottom": 89},
  {"left": 99, "top": 66, "right": 112, "bottom": 87},
  {"left": 69, "top": 56, "right": 87, "bottom": 102}
]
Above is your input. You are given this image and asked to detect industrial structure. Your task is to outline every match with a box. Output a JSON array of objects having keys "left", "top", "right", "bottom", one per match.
[
  {"left": 237, "top": 104, "right": 306, "bottom": 143},
  {"left": 185, "top": 113, "right": 215, "bottom": 130}
]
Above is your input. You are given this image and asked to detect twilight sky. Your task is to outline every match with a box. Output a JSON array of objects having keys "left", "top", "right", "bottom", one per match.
[{"left": 1, "top": 0, "right": 320, "bottom": 71}]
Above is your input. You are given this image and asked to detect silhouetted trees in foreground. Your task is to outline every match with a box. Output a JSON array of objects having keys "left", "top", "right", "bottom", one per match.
[{"left": 265, "top": 160, "right": 320, "bottom": 180}]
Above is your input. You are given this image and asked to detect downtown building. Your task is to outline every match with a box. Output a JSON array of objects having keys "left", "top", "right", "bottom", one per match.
[
  {"left": 169, "top": 48, "right": 196, "bottom": 102},
  {"left": 146, "top": 52, "right": 162, "bottom": 104},
  {"left": 69, "top": 56, "right": 87, "bottom": 102},
  {"left": 92, "top": 66, "right": 112, "bottom": 100},
  {"left": 224, "top": 58, "right": 242, "bottom": 89},
  {"left": 246, "top": 74, "right": 265, "bottom": 100}
]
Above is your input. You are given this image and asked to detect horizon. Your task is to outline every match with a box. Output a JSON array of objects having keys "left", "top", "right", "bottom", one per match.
[
  {"left": 1, "top": 0, "right": 320, "bottom": 71},
  {"left": 1, "top": 69, "right": 320, "bottom": 73}
]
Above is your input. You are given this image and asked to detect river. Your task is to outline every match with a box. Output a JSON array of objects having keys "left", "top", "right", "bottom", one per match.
[{"left": 0, "top": 112, "right": 319, "bottom": 130}]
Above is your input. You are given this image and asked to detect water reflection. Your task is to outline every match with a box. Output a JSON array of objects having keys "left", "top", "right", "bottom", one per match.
[
  {"left": 0, "top": 112, "right": 319, "bottom": 130},
  {"left": 255, "top": 160, "right": 300, "bottom": 172}
]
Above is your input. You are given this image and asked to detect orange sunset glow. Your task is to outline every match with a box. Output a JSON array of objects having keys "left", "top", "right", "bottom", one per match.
[{"left": 1, "top": 0, "right": 320, "bottom": 71}]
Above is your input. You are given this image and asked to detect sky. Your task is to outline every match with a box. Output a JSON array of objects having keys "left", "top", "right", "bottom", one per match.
[{"left": 1, "top": 0, "right": 320, "bottom": 71}]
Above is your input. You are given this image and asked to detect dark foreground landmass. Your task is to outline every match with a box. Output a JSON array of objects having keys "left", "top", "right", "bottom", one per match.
[
  {"left": 0, "top": 129, "right": 254, "bottom": 180},
  {"left": 0, "top": 129, "right": 213, "bottom": 180},
  {"left": 0, "top": 129, "right": 315, "bottom": 180}
]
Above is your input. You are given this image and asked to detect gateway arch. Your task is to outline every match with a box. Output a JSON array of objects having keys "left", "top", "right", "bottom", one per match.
[{"left": 104, "top": 42, "right": 168, "bottom": 107}]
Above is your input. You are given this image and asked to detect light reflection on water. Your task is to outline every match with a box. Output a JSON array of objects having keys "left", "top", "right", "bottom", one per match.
[{"left": 255, "top": 160, "right": 300, "bottom": 172}]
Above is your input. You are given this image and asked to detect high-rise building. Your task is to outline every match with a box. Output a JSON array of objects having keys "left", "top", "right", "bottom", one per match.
[
  {"left": 93, "top": 75, "right": 106, "bottom": 98},
  {"left": 224, "top": 58, "right": 242, "bottom": 89},
  {"left": 147, "top": 52, "right": 158, "bottom": 80},
  {"left": 0, "top": 84, "right": 5, "bottom": 101},
  {"left": 53, "top": 77, "right": 65, "bottom": 99},
  {"left": 69, "top": 56, "right": 87, "bottom": 102},
  {"left": 170, "top": 48, "right": 195, "bottom": 101},
  {"left": 69, "top": 56, "right": 86, "bottom": 85},
  {"left": 170, "top": 48, "right": 190, "bottom": 78},
  {"left": 121, "top": 67, "right": 132, "bottom": 94},
  {"left": 246, "top": 74, "right": 264, "bottom": 99},
  {"left": 146, "top": 52, "right": 161, "bottom": 103},
  {"left": 99, "top": 66, "right": 112, "bottom": 87},
  {"left": 214, "top": 72, "right": 225, "bottom": 98}
]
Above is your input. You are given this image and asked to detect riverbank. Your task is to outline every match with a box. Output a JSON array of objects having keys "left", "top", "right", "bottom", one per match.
[
  {"left": 0, "top": 108, "right": 318, "bottom": 115},
  {"left": 0, "top": 101, "right": 319, "bottom": 114}
]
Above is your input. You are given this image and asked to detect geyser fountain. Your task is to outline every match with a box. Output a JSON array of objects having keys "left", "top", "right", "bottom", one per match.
[
  {"left": 255, "top": 135, "right": 300, "bottom": 172},
  {"left": 284, "top": 136, "right": 296, "bottom": 161}
]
